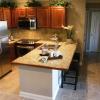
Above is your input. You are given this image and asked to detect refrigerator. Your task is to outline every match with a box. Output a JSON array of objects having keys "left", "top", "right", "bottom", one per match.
[{"left": 0, "top": 21, "right": 12, "bottom": 77}]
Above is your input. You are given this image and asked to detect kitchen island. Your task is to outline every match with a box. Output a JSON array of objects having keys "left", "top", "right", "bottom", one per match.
[{"left": 12, "top": 40, "right": 77, "bottom": 100}]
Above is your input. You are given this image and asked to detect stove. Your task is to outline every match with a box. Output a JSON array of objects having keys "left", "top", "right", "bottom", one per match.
[
  {"left": 15, "top": 39, "right": 41, "bottom": 57},
  {"left": 16, "top": 39, "right": 39, "bottom": 46}
]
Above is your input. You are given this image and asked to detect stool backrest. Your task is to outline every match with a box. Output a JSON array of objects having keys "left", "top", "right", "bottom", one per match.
[{"left": 73, "top": 53, "right": 80, "bottom": 63}]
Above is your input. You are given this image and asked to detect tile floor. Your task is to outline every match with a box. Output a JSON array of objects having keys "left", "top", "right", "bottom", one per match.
[
  {"left": 56, "top": 53, "right": 100, "bottom": 100},
  {"left": 0, "top": 53, "right": 100, "bottom": 100}
]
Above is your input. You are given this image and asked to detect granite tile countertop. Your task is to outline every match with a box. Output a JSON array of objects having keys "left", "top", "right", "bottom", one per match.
[
  {"left": 8, "top": 39, "right": 19, "bottom": 45},
  {"left": 12, "top": 40, "right": 77, "bottom": 70}
]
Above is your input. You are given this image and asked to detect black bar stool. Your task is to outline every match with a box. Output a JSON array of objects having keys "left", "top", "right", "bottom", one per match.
[{"left": 61, "top": 53, "right": 80, "bottom": 90}]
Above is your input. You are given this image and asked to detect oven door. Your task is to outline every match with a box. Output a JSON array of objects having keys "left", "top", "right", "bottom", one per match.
[{"left": 15, "top": 45, "right": 34, "bottom": 57}]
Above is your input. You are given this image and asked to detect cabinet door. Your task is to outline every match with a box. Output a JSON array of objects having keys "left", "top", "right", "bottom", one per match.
[
  {"left": 51, "top": 7, "right": 65, "bottom": 28},
  {"left": 3, "top": 8, "right": 11, "bottom": 28},
  {"left": 15, "top": 8, "right": 26, "bottom": 27},
  {"left": 26, "top": 7, "right": 36, "bottom": 18},
  {"left": 15, "top": 8, "right": 26, "bottom": 17},
  {"left": 37, "top": 7, "right": 50, "bottom": 28},
  {"left": 0, "top": 8, "right": 4, "bottom": 20},
  {"left": 11, "top": 9, "right": 16, "bottom": 28},
  {"left": 8, "top": 44, "right": 16, "bottom": 62}
]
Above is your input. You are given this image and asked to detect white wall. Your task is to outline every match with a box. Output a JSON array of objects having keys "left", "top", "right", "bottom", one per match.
[{"left": 68, "top": 0, "right": 86, "bottom": 61}]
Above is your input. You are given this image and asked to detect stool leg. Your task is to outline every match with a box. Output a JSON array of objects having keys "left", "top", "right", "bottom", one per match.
[
  {"left": 63, "top": 72, "right": 66, "bottom": 81},
  {"left": 61, "top": 71, "right": 64, "bottom": 88},
  {"left": 74, "top": 70, "right": 79, "bottom": 90},
  {"left": 74, "top": 77, "right": 77, "bottom": 90}
]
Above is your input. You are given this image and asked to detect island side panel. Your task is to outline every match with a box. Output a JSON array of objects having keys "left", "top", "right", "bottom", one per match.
[
  {"left": 19, "top": 65, "right": 52, "bottom": 97},
  {"left": 52, "top": 70, "right": 61, "bottom": 100}
]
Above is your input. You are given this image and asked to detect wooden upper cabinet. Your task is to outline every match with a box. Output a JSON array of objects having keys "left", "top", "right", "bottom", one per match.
[
  {"left": 51, "top": 7, "right": 65, "bottom": 28},
  {"left": 3, "top": 8, "right": 11, "bottom": 28},
  {"left": 26, "top": 7, "right": 36, "bottom": 18},
  {"left": 37, "top": 7, "right": 50, "bottom": 28},
  {"left": 0, "top": 7, "right": 66, "bottom": 29},
  {"left": 10, "top": 9, "right": 16, "bottom": 28},
  {"left": 0, "top": 8, "right": 4, "bottom": 20},
  {"left": 15, "top": 8, "right": 26, "bottom": 27},
  {"left": 15, "top": 8, "right": 26, "bottom": 17}
]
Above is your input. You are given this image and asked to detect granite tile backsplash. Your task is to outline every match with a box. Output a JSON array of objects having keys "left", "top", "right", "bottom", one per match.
[{"left": 8, "top": 28, "right": 67, "bottom": 42}]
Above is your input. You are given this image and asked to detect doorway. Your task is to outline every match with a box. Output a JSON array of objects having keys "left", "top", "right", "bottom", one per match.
[{"left": 85, "top": 10, "right": 100, "bottom": 53}]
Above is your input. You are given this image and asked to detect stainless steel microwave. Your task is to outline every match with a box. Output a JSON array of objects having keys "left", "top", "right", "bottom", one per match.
[
  {"left": 18, "top": 17, "right": 36, "bottom": 30},
  {"left": 29, "top": 18, "right": 36, "bottom": 30}
]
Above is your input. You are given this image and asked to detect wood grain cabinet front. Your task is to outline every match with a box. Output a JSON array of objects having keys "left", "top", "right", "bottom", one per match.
[
  {"left": 51, "top": 7, "right": 65, "bottom": 28},
  {"left": 15, "top": 8, "right": 26, "bottom": 27},
  {"left": 26, "top": 7, "right": 36, "bottom": 18},
  {"left": 37, "top": 7, "right": 51, "bottom": 28},
  {"left": 0, "top": 8, "right": 4, "bottom": 20},
  {"left": 3, "top": 8, "right": 12, "bottom": 28},
  {"left": 8, "top": 44, "right": 16, "bottom": 62}
]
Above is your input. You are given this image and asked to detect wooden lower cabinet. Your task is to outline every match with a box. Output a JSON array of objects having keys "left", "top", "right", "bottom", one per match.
[
  {"left": 0, "top": 7, "right": 67, "bottom": 29},
  {"left": 10, "top": 9, "right": 17, "bottom": 28},
  {"left": 0, "top": 44, "right": 12, "bottom": 78},
  {"left": 8, "top": 44, "right": 16, "bottom": 62},
  {"left": 15, "top": 8, "right": 26, "bottom": 27},
  {"left": 1, "top": 63, "right": 12, "bottom": 76}
]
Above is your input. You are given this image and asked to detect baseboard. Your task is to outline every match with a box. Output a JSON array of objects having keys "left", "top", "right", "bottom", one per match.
[{"left": 20, "top": 91, "right": 52, "bottom": 100}]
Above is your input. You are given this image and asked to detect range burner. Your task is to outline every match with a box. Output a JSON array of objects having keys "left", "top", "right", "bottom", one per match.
[
  {"left": 16, "top": 39, "right": 39, "bottom": 45},
  {"left": 15, "top": 39, "right": 41, "bottom": 57}
]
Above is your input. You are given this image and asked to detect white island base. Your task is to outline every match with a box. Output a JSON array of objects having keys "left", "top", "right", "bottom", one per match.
[{"left": 19, "top": 65, "right": 61, "bottom": 100}]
